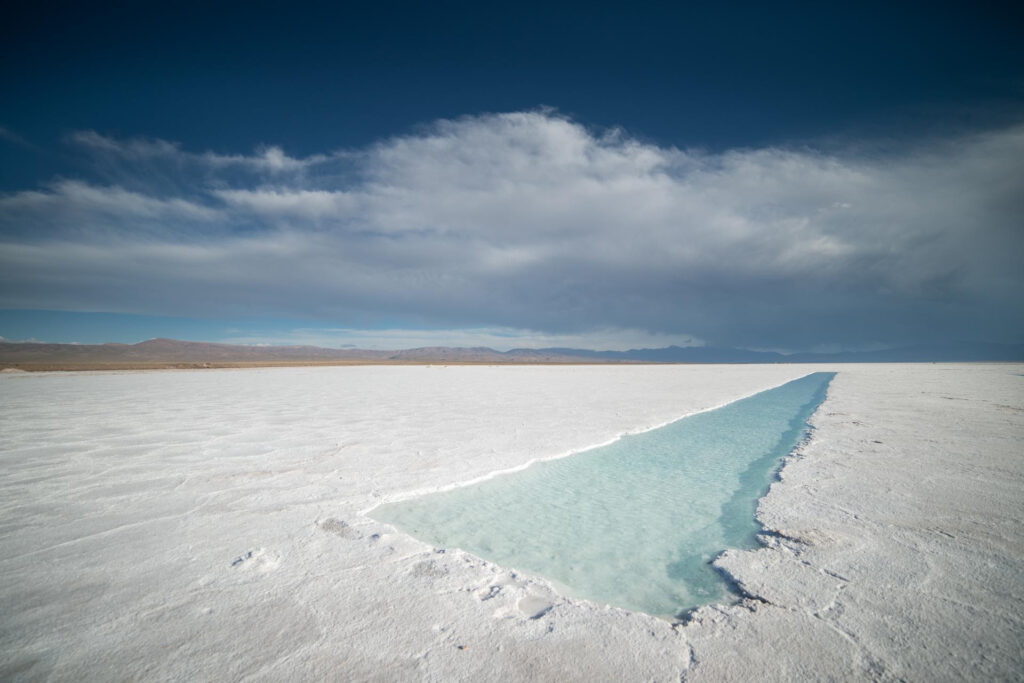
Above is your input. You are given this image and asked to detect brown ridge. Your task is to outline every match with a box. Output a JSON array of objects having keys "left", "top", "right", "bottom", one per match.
[{"left": 0, "top": 338, "right": 634, "bottom": 371}]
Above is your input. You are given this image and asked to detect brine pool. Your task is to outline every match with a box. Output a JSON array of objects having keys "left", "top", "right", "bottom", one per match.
[{"left": 371, "top": 372, "right": 835, "bottom": 618}]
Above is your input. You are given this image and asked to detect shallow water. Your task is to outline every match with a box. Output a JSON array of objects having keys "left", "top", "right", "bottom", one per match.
[{"left": 372, "top": 372, "right": 835, "bottom": 617}]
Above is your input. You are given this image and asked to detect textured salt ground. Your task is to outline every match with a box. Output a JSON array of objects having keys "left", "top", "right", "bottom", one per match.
[
  {"left": 686, "top": 365, "right": 1024, "bottom": 681},
  {"left": 0, "top": 364, "right": 1021, "bottom": 681}
]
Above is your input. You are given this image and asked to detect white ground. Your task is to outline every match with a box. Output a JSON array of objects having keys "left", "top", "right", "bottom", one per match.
[{"left": 0, "top": 364, "right": 1021, "bottom": 681}]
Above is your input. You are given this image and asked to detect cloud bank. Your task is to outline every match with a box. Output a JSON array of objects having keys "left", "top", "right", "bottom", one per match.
[{"left": 1, "top": 111, "right": 1021, "bottom": 349}]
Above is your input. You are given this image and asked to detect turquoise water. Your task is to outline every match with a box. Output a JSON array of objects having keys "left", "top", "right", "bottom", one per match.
[{"left": 372, "top": 372, "right": 835, "bottom": 618}]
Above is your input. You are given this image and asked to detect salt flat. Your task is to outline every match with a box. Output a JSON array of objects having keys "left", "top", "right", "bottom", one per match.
[{"left": 1, "top": 364, "right": 1021, "bottom": 680}]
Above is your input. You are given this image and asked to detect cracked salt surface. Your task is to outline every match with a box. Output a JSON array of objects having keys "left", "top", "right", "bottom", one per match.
[
  {"left": 1, "top": 364, "right": 1022, "bottom": 680},
  {"left": 372, "top": 372, "right": 835, "bottom": 618}
]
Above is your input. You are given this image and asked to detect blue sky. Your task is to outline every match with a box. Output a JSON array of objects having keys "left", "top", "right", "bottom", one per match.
[{"left": 1, "top": 1, "right": 1022, "bottom": 351}]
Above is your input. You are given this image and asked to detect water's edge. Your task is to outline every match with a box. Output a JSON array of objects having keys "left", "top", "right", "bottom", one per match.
[
  {"left": 359, "top": 372, "right": 820, "bottom": 516},
  {"left": 369, "top": 372, "right": 836, "bottom": 619},
  {"left": 693, "top": 374, "right": 837, "bottom": 621}
]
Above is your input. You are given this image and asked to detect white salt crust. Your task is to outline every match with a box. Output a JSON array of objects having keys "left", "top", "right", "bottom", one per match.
[{"left": 0, "top": 363, "right": 1021, "bottom": 680}]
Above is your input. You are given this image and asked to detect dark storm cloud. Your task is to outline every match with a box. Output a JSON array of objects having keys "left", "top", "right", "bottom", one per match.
[{"left": 0, "top": 111, "right": 1021, "bottom": 349}]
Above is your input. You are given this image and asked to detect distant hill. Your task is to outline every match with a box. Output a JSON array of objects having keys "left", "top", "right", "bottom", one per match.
[
  {"left": 784, "top": 341, "right": 1024, "bottom": 363},
  {"left": 0, "top": 338, "right": 601, "bottom": 370},
  {"left": 514, "top": 342, "right": 1024, "bottom": 364},
  {"left": 511, "top": 346, "right": 788, "bottom": 363},
  {"left": 0, "top": 338, "right": 1021, "bottom": 371}
]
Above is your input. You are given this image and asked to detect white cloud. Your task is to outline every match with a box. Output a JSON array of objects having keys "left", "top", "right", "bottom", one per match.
[
  {"left": 2, "top": 111, "right": 1022, "bottom": 348},
  {"left": 0, "top": 180, "right": 220, "bottom": 240},
  {"left": 69, "top": 130, "right": 181, "bottom": 157},
  {"left": 69, "top": 130, "right": 328, "bottom": 172},
  {"left": 219, "top": 326, "right": 702, "bottom": 352},
  {"left": 214, "top": 188, "right": 358, "bottom": 219},
  {"left": 0, "top": 180, "right": 217, "bottom": 219}
]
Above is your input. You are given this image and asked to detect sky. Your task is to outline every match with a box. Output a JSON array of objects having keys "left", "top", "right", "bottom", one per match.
[{"left": 1, "top": 1, "right": 1022, "bottom": 352}]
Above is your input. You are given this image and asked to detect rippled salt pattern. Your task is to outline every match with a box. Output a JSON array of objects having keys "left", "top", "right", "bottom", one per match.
[{"left": 373, "top": 372, "right": 835, "bottom": 617}]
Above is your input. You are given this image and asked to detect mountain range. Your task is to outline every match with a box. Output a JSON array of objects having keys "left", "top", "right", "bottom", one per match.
[{"left": 1, "top": 338, "right": 1022, "bottom": 371}]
